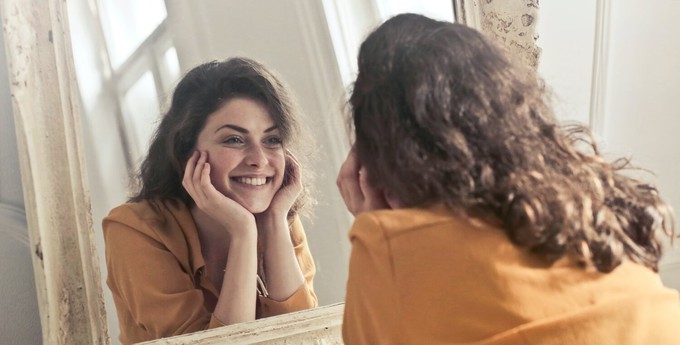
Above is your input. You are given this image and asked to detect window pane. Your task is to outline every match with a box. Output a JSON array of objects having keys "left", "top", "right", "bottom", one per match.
[
  {"left": 98, "top": 0, "right": 167, "bottom": 68},
  {"left": 160, "top": 46, "right": 181, "bottom": 95},
  {"left": 376, "top": 0, "right": 454, "bottom": 22},
  {"left": 121, "top": 71, "right": 160, "bottom": 162}
]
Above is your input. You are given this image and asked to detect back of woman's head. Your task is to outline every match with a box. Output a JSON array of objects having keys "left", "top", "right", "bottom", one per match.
[
  {"left": 130, "top": 57, "right": 311, "bottom": 215},
  {"left": 350, "top": 13, "right": 675, "bottom": 273}
]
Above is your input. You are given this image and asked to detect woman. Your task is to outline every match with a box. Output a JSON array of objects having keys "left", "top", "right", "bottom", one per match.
[
  {"left": 103, "top": 57, "right": 317, "bottom": 344},
  {"left": 337, "top": 13, "right": 680, "bottom": 344}
]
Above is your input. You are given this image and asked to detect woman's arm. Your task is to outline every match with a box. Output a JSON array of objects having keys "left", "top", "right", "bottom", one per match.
[
  {"left": 213, "top": 229, "right": 258, "bottom": 324},
  {"left": 255, "top": 153, "right": 307, "bottom": 301},
  {"left": 257, "top": 213, "right": 307, "bottom": 301},
  {"left": 183, "top": 151, "right": 259, "bottom": 324}
]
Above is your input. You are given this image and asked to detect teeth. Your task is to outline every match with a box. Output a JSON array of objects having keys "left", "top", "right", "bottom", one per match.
[{"left": 237, "top": 177, "right": 267, "bottom": 186}]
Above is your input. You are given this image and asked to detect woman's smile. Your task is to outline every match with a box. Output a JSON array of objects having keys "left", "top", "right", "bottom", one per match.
[{"left": 233, "top": 176, "right": 270, "bottom": 186}]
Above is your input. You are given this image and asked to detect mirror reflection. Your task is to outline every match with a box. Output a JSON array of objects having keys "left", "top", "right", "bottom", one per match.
[
  {"left": 102, "top": 58, "right": 320, "bottom": 344},
  {"left": 66, "top": 0, "right": 454, "bottom": 343}
]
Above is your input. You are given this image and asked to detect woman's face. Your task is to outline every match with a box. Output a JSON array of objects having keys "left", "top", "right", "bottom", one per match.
[{"left": 194, "top": 97, "right": 285, "bottom": 213}]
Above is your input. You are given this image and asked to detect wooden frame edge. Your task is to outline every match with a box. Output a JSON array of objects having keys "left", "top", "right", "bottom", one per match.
[{"left": 0, "top": 0, "right": 109, "bottom": 344}]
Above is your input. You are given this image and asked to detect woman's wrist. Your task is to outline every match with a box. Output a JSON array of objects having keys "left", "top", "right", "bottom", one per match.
[
  {"left": 256, "top": 210, "right": 288, "bottom": 231},
  {"left": 226, "top": 222, "right": 258, "bottom": 245}
]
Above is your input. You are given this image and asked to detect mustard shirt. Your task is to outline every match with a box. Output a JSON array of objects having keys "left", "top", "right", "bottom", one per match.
[
  {"left": 103, "top": 199, "right": 317, "bottom": 344},
  {"left": 343, "top": 206, "right": 680, "bottom": 345}
]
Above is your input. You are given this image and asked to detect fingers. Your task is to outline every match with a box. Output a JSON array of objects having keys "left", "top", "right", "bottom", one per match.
[
  {"left": 336, "top": 146, "right": 392, "bottom": 215},
  {"left": 284, "top": 150, "right": 301, "bottom": 187},
  {"left": 337, "top": 149, "right": 362, "bottom": 214},
  {"left": 182, "top": 151, "right": 199, "bottom": 197},
  {"left": 183, "top": 151, "right": 210, "bottom": 206},
  {"left": 266, "top": 151, "right": 302, "bottom": 215},
  {"left": 182, "top": 151, "right": 256, "bottom": 231}
]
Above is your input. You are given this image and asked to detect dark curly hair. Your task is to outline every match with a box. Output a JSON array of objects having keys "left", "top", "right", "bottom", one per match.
[
  {"left": 129, "top": 57, "right": 313, "bottom": 218},
  {"left": 349, "top": 13, "right": 675, "bottom": 273}
]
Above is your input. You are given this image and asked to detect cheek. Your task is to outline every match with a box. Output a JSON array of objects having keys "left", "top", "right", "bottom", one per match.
[{"left": 207, "top": 151, "right": 239, "bottom": 181}]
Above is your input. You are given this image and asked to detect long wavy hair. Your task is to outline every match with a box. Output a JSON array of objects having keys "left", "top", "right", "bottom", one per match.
[
  {"left": 129, "top": 57, "right": 313, "bottom": 217},
  {"left": 349, "top": 13, "right": 675, "bottom": 273}
]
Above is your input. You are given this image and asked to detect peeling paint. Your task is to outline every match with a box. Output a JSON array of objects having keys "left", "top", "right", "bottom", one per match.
[
  {"left": 476, "top": 0, "right": 542, "bottom": 68},
  {"left": 35, "top": 241, "right": 43, "bottom": 261}
]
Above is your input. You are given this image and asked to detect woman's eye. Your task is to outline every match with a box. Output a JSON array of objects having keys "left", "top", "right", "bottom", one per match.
[
  {"left": 222, "top": 136, "right": 244, "bottom": 145},
  {"left": 264, "top": 136, "right": 283, "bottom": 146}
]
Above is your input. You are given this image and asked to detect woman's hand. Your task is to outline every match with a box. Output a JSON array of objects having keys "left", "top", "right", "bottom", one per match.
[
  {"left": 258, "top": 151, "right": 303, "bottom": 221},
  {"left": 336, "top": 146, "right": 392, "bottom": 216},
  {"left": 182, "top": 151, "right": 256, "bottom": 236}
]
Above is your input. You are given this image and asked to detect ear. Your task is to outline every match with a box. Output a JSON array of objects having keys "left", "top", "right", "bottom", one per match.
[{"left": 384, "top": 190, "right": 404, "bottom": 209}]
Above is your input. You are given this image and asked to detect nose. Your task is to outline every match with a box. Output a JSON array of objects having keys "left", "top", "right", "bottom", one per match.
[{"left": 244, "top": 144, "right": 268, "bottom": 167}]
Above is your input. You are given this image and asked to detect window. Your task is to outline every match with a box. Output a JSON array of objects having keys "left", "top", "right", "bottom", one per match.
[
  {"left": 322, "top": 0, "right": 454, "bottom": 90},
  {"left": 70, "top": 0, "right": 181, "bottom": 168},
  {"left": 375, "top": 0, "right": 454, "bottom": 23}
]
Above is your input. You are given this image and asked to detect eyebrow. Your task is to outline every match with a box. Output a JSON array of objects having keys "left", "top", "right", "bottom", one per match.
[{"left": 215, "top": 124, "right": 278, "bottom": 134}]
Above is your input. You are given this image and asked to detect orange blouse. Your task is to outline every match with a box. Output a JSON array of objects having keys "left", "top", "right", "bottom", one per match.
[
  {"left": 343, "top": 206, "right": 680, "bottom": 345},
  {"left": 103, "top": 199, "right": 317, "bottom": 344}
]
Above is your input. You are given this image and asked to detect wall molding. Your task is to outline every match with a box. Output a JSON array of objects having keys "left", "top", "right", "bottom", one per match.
[
  {"left": 293, "top": 0, "right": 355, "bottom": 259},
  {"left": 588, "top": 0, "right": 611, "bottom": 137}
]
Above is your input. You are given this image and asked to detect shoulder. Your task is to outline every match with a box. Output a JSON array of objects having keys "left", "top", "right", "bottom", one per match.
[
  {"left": 350, "top": 205, "right": 506, "bottom": 246},
  {"left": 351, "top": 206, "right": 458, "bottom": 238},
  {"left": 103, "top": 199, "right": 190, "bottom": 239}
]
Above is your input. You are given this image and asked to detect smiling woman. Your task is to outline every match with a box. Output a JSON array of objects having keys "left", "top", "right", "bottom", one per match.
[{"left": 102, "top": 58, "right": 319, "bottom": 344}]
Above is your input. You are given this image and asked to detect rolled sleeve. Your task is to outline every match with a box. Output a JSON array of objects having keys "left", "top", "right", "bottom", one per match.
[{"left": 258, "top": 283, "right": 317, "bottom": 317}]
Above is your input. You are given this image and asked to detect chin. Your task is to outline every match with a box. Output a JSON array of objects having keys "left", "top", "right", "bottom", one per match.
[
  {"left": 248, "top": 207, "right": 269, "bottom": 215},
  {"left": 241, "top": 200, "right": 273, "bottom": 215}
]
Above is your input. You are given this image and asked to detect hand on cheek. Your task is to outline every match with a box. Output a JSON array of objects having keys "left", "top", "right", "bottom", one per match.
[
  {"left": 262, "top": 151, "right": 302, "bottom": 218},
  {"left": 182, "top": 151, "right": 255, "bottom": 236},
  {"left": 336, "top": 147, "right": 391, "bottom": 216}
]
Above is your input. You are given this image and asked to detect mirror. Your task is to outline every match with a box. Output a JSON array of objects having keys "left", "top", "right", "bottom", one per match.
[
  {"left": 68, "top": 1, "right": 354, "bottom": 342},
  {"left": 65, "top": 0, "right": 456, "bottom": 343},
  {"left": 6, "top": 0, "right": 677, "bottom": 343}
]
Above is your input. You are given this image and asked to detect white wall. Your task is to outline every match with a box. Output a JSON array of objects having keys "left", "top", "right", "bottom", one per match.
[
  {"left": 603, "top": 0, "right": 680, "bottom": 286},
  {"left": 537, "top": 0, "right": 596, "bottom": 126},
  {"left": 538, "top": 0, "right": 680, "bottom": 289},
  {"left": 0, "top": 23, "right": 42, "bottom": 345}
]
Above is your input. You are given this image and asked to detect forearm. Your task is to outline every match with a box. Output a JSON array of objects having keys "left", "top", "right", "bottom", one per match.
[
  {"left": 213, "top": 233, "right": 258, "bottom": 325},
  {"left": 258, "top": 212, "right": 305, "bottom": 301}
]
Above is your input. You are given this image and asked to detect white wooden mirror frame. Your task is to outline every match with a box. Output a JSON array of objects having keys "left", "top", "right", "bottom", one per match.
[{"left": 0, "top": 0, "right": 539, "bottom": 343}]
